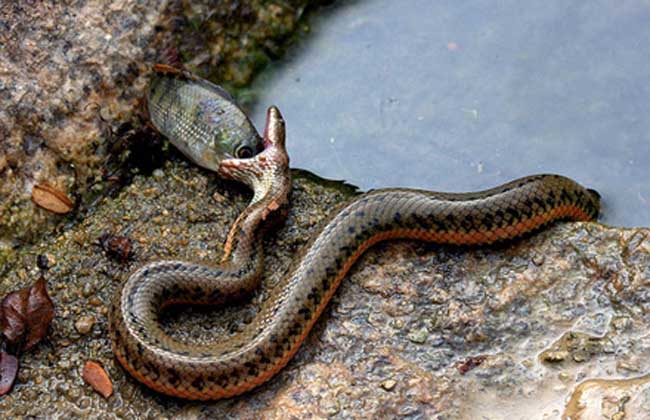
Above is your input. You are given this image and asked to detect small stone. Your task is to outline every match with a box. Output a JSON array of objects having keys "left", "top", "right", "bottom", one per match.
[
  {"left": 74, "top": 315, "right": 96, "bottom": 334},
  {"left": 407, "top": 328, "right": 428, "bottom": 344},
  {"left": 212, "top": 191, "right": 226, "bottom": 203},
  {"left": 541, "top": 350, "right": 569, "bottom": 363},
  {"left": 430, "top": 287, "right": 449, "bottom": 304},
  {"left": 390, "top": 319, "right": 405, "bottom": 329},
  {"left": 72, "top": 231, "right": 88, "bottom": 245},
  {"left": 601, "top": 339, "right": 616, "bottom": 354},
  {"left": 572, "top": 350, "right": 590, "bottom": 363},
  {"left": 322, "top": 400, "right": 340, "bottom": 415},
  {"left": 532, "top": 254, "right": 545, "bottom": 266},
  {"left": 81, "top": 283, "right": 93, "bottom": 297},
  {"left": 611, "top": 316, "right": 632, "bottom": 332},
  {"left": 152, "top": 168, "right": 164, "bottom": 178},
  {"left": 88, "top": 297, "right": 102, "bottom": 306},
  {"left": 36, "top": 254, "right": 52, "bottom": 270},
  {"left": 616, "top": 360, "right": 641, "bottom": 373},
  {"left": 381, "top": 379, "right": 397, "bottom": 391}
]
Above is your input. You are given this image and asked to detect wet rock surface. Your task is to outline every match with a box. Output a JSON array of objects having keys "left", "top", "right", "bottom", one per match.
[
  {"left": 0, "top": 153, "right": 648, "bottom": 418},
  {"left": 0, "top": 0, "right": 317, "bottom": 247}
]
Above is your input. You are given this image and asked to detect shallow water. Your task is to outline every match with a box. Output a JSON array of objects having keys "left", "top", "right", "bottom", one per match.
[{"left": 250, "top": 0, "right": 650, "bottom": 227}]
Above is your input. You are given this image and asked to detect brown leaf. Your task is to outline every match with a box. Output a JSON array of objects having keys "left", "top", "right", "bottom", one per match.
[
  {"left": 31, "top": 183, "right": 74, "bottom": 214},
  {"left": 0, "top": 351, "right": 18, "bottom": 396},
  {"left": 99, "top": 233, "right": 133, "bottom": 263},
  {"left": 0, "top": 278, "right": 55, "bottom": 351},
  {"left": 83, "top": 361, "right": 113, "bottom": 398},
  {"left": 0, "top": 288, "right": 29, "bottom": 344},
  {"left": 23, "top": 278, "right": 55, "bottom": 351}
]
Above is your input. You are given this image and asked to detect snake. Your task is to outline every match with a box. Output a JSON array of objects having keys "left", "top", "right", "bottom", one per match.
[{"left": 109, "top": 105, "right": 601, "bottom": 400}]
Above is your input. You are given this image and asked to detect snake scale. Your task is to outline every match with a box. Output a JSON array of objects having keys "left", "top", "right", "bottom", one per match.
[{"left": 109, "top": 106, "right": 601, "bottom": 400}]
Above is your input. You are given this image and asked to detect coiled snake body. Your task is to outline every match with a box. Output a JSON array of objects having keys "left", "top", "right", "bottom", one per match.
[{"left": 110, "top": 106, "right": 600, "bottom": 400}]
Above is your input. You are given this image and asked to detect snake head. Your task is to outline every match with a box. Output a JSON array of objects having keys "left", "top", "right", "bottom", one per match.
[
  {"left": 263, "top": 106, "right": 285, "bottom": 149},
  {"left": 218, "top": 106, "right": 289, "bottom": 188}
]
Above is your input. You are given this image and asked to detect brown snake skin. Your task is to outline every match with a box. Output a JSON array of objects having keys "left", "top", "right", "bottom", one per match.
[{"left": 109, "top": 106, "right": 601, "bottom": 400}]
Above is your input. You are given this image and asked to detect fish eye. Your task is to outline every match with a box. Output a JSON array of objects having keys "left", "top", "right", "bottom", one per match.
[{"left": 235, "top": 145, "right": 254, "bottom": 159}]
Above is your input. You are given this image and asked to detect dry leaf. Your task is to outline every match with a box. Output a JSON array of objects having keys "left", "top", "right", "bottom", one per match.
[
  {"left": 99, "top": 233, "right": 133, "bottom": 262},
  {"left": 0, "top": 351, "right": 18, "bottom": 396},
  {"left": 31, "top": 183, "right": 74, "bottom": 214},
  {"left": 83, "top": 361, "right": 113, "bottom": 398},
  {"left": 0, "top": 278, "right": 55, "bottom": 351},
  {"left": 0, "top": 288, "right": 30, "bottom": 343},
  {"left": 23, "top": 278, "right": 55, "bottom": 351}
]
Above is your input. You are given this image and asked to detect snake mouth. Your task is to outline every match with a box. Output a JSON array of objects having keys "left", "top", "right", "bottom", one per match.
[
  {"left": 218, "top": 105, "right": 288, "bottom": 181},
  {"left": 263, "top": 106, "right": 285, "bottom": 148}
]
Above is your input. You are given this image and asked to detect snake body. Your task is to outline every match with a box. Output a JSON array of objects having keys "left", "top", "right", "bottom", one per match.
[{"left": 110, "top": 106, "right": 600, "bottom": 400}]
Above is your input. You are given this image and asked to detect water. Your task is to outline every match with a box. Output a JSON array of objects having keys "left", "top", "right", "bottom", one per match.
[{"left": 250, "top": 0, "right": 650, "bottom": 227}]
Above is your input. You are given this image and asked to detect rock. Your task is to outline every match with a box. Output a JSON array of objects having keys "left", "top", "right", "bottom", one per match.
[
  {"left": 74, "top": 316, "right": 96, "bottom": 335},
  {"left": 381, "top": 379, "right": 397, "bottom": 391},
  {"left": 0, "top": 0, "right": 319, "bottom": 246},
  {"left": 407, "top": 327, "right": 428, "bottom": 344},
  {"left": 1, "top": 153, "right": 649, "bottom": 418}
]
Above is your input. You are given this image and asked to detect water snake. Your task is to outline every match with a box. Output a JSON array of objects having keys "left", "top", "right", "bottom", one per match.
[{"left": 109, "top": 104, "right": 600, "bottom": 400}]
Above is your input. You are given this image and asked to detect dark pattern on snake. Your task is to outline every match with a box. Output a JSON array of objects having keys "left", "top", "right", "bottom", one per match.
[{"left": 110, "top": 106, "right": 600, "bottom": 400}]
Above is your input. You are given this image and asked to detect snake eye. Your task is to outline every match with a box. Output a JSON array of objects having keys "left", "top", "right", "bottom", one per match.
[{"left": 235, "top": 145, "right": 253, "bottom": 159}]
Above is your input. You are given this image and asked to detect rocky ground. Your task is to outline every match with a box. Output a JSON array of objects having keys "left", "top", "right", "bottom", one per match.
[{"left": 1, "top": 154, "right": 649, "bottom": 419}]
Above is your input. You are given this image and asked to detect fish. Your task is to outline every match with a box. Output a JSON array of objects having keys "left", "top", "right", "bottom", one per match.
[{"left": 147, "top": 64, "right": 264, "bottom": 171}]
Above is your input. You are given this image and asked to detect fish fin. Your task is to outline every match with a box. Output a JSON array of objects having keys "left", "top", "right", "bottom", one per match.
[
  {"left": 151, "top": 64, "right": 236, "bottom": 102},
  {"left": 191, "top": 78, "right": 236, "bottom": 102},
  {"left": 152, "top": 63, "right": 184, "bottom": 75}
]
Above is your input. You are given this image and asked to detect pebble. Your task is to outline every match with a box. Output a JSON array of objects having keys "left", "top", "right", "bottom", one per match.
[
  {"left": 58, "top": 338, "right": 72, "bottom": 347},
  {"left": 616, "top": 360, "right": 641, "bottom": 373},
  {"left": 611, "top": 316, "right": 632, "bottom": 331},
  {"left": 212, "top": 191, "right": 226, "bottom": 203},
  {"left": 81, "top": 283, "right": 94, "bottom": 297},
  {"left": 390, "top": 319, "right": 405, "bottom": 329},
  {"left": 572, "top": 350, "right": 590, "bottom": 363},
  {"left": 541, "top": 350, "right": 568, "bottom": 363},
  {"left": 407, "top": 328, "right": 428, "bottom": 344},
  {"left": 88, "top": 297, "right": 102, "bottom": 306},
  {"left": 381, "top": 379, "right": 397, "bottom": 391},
  {"left": 74, "top": 315, "right": 96, "bottom": 334}
]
